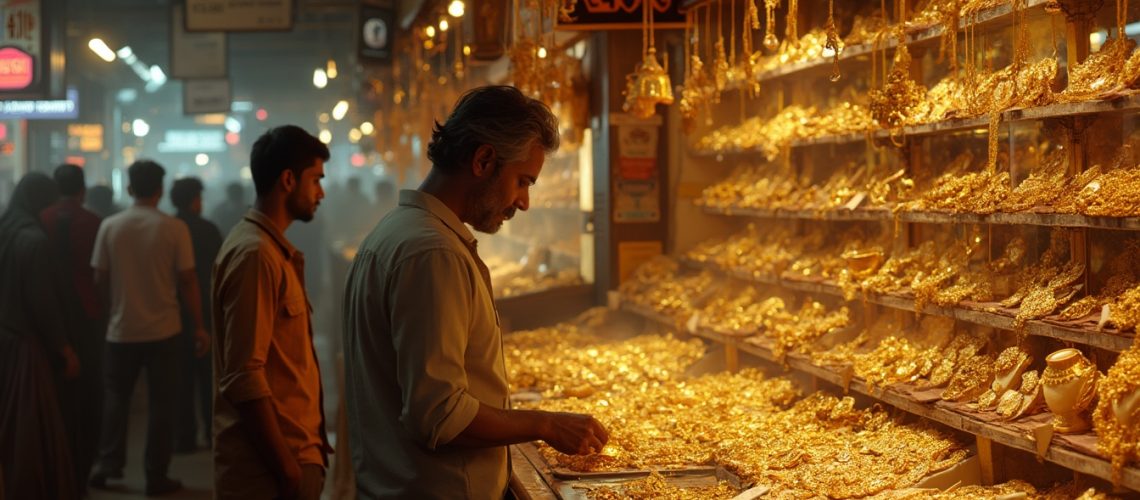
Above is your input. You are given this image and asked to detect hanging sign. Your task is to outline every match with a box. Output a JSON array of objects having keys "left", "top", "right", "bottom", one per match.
[
  {"left": 171, "top": 5, "right": 227, "bottom": 78},
  {"left": 185, "top": 0, "right": 293, "bottom": 32},
  {"left": 359, "top": 6, "right": 393, "bottom": 62},
  {"left": 183, "top": 79, "right": 231, "bottom": 115},
  {"left": 557, "top": 0, "right": 684, "bottom": 31}
]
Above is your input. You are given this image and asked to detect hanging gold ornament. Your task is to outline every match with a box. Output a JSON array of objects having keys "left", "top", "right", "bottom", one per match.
[
  {"left": 622, "top": 0, "right": 673, "bottom": 119},
  {"left": 824, "top": 0, "right": 841, "bottom": 82},
  {"left": 763, "top": 0, "right": 780, "bottom": 52}
]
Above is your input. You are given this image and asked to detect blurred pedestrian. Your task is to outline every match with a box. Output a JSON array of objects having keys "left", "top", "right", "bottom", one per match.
[
  {"left": 0, "top": 172, "right": 80, "bottom": 500},
  {"left": 85, "top": 184, "right": 121, "bottom": 219},
  {"left": 40, "top": 164, "right": 105, "bottom": 495},
  {"left": 212, "top": 125, "right": 331, "bottom": 500},
  {"left": 372, "top": 178, "right": 397, "bottom": 221},
  {"left": 210, "top": 182, "right": 248, "bottom": 237},
  {"left": 169, "top": 178, "right": 223, "bottom": 453},
  {"left": 89, "top": 160, "right": 210, "bottom": 496}
]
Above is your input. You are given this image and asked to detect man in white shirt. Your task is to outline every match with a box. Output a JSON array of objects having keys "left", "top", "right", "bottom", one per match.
[{"left": 89, "top": 160, "right": 209, "bottom": 496}]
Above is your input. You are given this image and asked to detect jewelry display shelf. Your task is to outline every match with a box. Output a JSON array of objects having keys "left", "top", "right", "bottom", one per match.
[
  {"left": 692, "top": 93, "right": 1140, "bottom": 157},
  {"left": 685, "top": 0, "right": 1050, "bottom": 88},
  {"left": 618, "top": 298, "right": 1140, "bottom": 492},
  {"left": 700, "top": 205, "right": 1140, "bottom": 231},
  {"left": 679, "top": 258, "right": 1136, "bottom": 353}
]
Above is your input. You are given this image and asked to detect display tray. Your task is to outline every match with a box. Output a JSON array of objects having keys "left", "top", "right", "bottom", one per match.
[{"left": 513, "top": 442, "right": 748, "bottom": 499}]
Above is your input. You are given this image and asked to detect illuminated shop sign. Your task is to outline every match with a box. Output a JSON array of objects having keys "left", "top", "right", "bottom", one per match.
[{"left": 0, "top": 87, "right": 78, "bottom": 119}]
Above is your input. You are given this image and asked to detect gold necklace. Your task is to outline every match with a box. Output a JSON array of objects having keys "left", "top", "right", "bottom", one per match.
[
  {"left": 1094, "top": 344, "right": 1140, "bottom": 486},
  {"left": 763, "top": 0, "right": 780, "bottom": 51}
]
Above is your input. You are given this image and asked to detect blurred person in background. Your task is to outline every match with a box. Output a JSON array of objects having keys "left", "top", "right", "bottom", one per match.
[
  {"left": 372, "top": 178, "right": 397, "bottom": 221},
  {"left": 210, "top": 182, "right": 249, "bottom": 237},
  {"left": 39, "top": 163, "right": 105, "bottom": 495},
  {"left": 328, "top": 176, "right": 371, "bottom": 247},
  {"left": 0, "top": 172, "right": 80, "bottom": 500},
  {"left": 86, "top": 185, "right": 122, "bottom": 219},
  {"left": 212, "top": 125, "right": 331, "bottom": 500},
  {"left": 169, "top": 178, "right": 223, "bottom": 453},
  {"left": 89, "top": 160, "right": 210, "bottom": 496}
]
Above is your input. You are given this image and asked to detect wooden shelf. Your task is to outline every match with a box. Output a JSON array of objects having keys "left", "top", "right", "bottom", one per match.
[
  {"left": 693, "top": 94, "right": 1140, "bottom": 157},
  {"left": 700, "top": 205, "right": 1140, "bottom": 230},
  {"left": 680, "top": 0, "right": 1050, "bottom": 88},
  {"left": 619, "top": 298, "right": 1140, "bottom": 492},
  {"left": 679, "top": 258, "right": 1136, "bottom": 352}
]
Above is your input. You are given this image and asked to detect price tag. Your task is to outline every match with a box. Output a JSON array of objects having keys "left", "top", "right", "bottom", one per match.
[
  {"left": 844, "top": 192, "right": 868, "bottom": 211},
  {"left": 1032, "top": 423, "right": 1054, "bottom": 462},
  {"left": 686, "top": 313, "right": 701, "bottom": 334},
  {"left": 1099, "top": 304, "right": 1112, "bottom": 331},
  {"left": 607, "top": 291, "right": 621, "bottom": 310}
]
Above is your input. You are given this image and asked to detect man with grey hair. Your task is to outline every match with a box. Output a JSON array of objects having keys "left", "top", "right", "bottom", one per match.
[{"left": 342, "top": 85, "right": 608, "bottom": 498}]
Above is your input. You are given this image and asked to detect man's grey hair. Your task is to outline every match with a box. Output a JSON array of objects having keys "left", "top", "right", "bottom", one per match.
[{"left": 426, "top": 86, "right": 560, "bottom": 173}]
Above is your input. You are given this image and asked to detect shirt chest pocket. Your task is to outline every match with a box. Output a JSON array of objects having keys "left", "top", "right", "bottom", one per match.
[{"left": 274, "top": 295, "right": 311, "bottom": 364}]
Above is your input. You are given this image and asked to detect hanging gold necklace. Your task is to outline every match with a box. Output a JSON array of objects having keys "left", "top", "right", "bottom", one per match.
[{"left": 825, "top": 0, "right": 841, "bottom": 81}]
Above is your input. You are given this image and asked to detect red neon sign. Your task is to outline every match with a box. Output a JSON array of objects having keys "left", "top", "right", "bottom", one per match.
[{"left": 0, "top": 47, "right": 33, "bottom": 90}]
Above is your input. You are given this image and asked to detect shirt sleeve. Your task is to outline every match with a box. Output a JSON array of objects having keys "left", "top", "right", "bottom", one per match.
[
  {"left": 387, "top": 249, "right": 481, "bottom": 450},
  {"left": 215, "top": 249, "right": 278, "bottom": 404},
  {"left": 91, "top": 220, "right": 109, "bottom": 271},
  {"left": 174, "top": 219, "right": 195, "bottom": 272}
]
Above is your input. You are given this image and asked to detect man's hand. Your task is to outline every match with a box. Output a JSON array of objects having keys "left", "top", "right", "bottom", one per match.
[
  {"left": 194, "top": 327, "right": 210, "bottom": 357},
  {"left": 60, "top": 344, "right": 80, "bottom": 379},
  {"left": 277, "top": 458, "right": 302, "bottom": 500},
  {"left": 540, "top": 412, "right": 609, "bottom": 456}
]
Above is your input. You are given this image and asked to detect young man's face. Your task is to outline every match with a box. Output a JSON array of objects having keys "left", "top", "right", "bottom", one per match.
[
  {"left": 286, "top": 160, "right": 326, "bottom": 222},
  {"left": 467, "top": 143, "right": 544, "bottom": 234}
]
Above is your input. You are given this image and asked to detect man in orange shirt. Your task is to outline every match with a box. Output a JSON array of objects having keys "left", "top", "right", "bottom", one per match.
[{"left": 211, "top": 125, "right": 331, "bottom": 499}]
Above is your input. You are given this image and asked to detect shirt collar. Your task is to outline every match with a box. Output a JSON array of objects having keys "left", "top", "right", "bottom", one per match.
[
  {"left": 242, "top": 208, "right": 298, "bottom": 258},
  {"left": 398, "top": 190, "right": 476, "bottom": 247}
]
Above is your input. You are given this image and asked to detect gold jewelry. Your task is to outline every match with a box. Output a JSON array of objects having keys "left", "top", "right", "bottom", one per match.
[
  {"left": 763, "top": 0, "right": 780, "bottom": 51},
  {"left": 825, "top": 0, "right": 841, "bottom": 82},
  {"left": 1093, "top": 344, "right": 1140, "bottom": 486}
]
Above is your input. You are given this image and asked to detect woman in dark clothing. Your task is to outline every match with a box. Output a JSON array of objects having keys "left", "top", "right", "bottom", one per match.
[{"left": 0, "top": 172, "right": 80, "bottom": 500}]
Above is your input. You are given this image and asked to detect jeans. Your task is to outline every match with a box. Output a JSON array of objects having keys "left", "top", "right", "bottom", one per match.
[{"left": 93, "top": 335, "right": 181, "bottom": 481}]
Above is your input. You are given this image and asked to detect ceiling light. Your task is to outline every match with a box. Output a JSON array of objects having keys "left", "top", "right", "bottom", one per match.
[
  {"left": 195, "top": 154, "right": 209, "bottom": 166},
  {"left": 360, "top": 121, "right": 374, "bottom": 135},
  {"left": 88, "top": 38, "right": 116, "bottom": 62},
  {"left": 425, "top": 26, "right": 436, "bottom": 38},
  {"left": 326, "top": 59, "right": 338, "bottom": 79},
  {"left": 439, "top": 19, "right": 449, "bottom": 32},
  {"left": 332, "top": 100, "right": 349, "bottom": 121},
  {"left": 313, "top": 68, "right": 328, "bottom": 89},
  {"left": 131, "top": 118, "right": 149, "bottom": 138},
  {"left": 318, "top": 130, "right": 332, "bottom": 144},
  {"left": 448, "top": 0, "right": 465, "bottom": 17}
]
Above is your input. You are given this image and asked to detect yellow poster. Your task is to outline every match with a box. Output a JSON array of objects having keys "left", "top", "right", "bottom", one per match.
[{"left": 617, "top": 240, "right": 663, "bottom": 285}]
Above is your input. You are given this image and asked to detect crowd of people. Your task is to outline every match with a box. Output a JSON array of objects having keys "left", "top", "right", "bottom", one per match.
[{"left": 0, "top": 86, "right": 607, "bottom": 500}]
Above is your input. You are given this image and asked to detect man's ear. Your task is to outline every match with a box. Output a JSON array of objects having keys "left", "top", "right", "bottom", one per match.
[
  {"left": 471, "top": 145, "right": 496, "bottom": 178},
  {"left": 280, "top": 168, "right": 297, "bottom": 193}
]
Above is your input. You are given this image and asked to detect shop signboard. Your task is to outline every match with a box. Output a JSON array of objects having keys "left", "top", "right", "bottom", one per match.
[
  {"left": 157, "top": 129, "right": 227, "bottom": 153},
  {"left": 0, "top": 0, "right": 53, "bottom": 97},
  {"left": 0, "top": 87, "right": 78, "bottom": 119},
  {"left": 185, "top": 0, "right": 293, "bottom": 32},
  {"left": 358, "top": 6, "right": 393, "bottom": 62},
  {"left": 171, "top": 5, "right": 227, "bottom": 78},
  {"left": 67, "top": 123, "right": 103, "bottom": 152},
  {"left": 612, "top": 113, "right": 661, "bottom": 223},
  {"left": 557, "top": 0, "right": 684, "bottom": 31},
  {"left": 182, "top": 79, "right": 231, "bottom": 114}
]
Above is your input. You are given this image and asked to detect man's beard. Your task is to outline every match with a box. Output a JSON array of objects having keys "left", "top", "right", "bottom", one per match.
[
  {"left": 466, "top": 175, "right": 512, "bottom": 234},
  {"left": 287, "top": 191, "right": 316, "bottom": 222}
]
